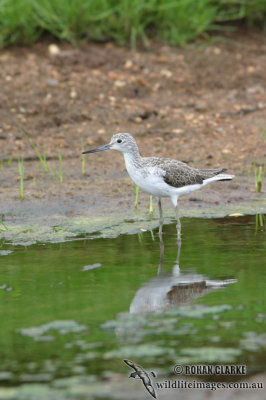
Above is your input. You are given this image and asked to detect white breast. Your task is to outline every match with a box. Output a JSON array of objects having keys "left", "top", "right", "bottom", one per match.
[{"left": 124, "top": 155, "right": 171, "bottom": 197}]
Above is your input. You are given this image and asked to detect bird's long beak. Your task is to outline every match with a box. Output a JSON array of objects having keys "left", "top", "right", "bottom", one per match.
[{"left": 82, "top": 143, "right": 111, "bottom": 154}]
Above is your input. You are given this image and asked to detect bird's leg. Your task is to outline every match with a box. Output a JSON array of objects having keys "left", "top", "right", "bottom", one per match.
[
  {"left": 134, "top": 186, "right": 139, "bottom": 210},
  {"left": 149, "top": 195, "right": 154, "bottom": 214},
  {"left": 175, "top": 204, "right": 181, "bottom": 267},
  {"left": 158, "top": 218, "right": 164, "bottom": 275},
  {"left": 158, "top": 198, "right": 164, "bottom": 238}
]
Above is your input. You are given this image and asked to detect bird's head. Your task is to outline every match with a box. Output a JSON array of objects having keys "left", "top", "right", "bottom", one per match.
[{"left": 82, "top": 132, "right": 138, "bottom": 155}]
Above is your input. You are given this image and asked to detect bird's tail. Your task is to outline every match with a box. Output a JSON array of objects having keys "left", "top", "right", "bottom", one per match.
[
  {"left": 203, "top": 173, "right": 235, "bottom": 185},
  {"left": 214, "top": 173, "right": 235, "bottom": 181},
  {"left": 199, "top": 167, "right": 234, "bottom": 182}
]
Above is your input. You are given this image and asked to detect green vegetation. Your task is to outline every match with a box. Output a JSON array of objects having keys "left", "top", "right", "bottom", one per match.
[
  {"left": 57, "top": 146, "right": 63, "bottom": 183},
  {"left": 149, "top": 195, "right": 154, "bottom": 214},
  {"left": 7, "top": 155, "right": 13, "bottom": 166},
  {"left": 135, "top": 186, "right": 154, "bottom": 214},
  {"left": 134, "top": 186, "right": 139, "bottom": 210},
  {"left": 0, "top": 218, "right": 8, "bottom": 231},
  {"left": 22, "top": 131, "right": 64, "bottom": 182},
  {"left": 255, "top": 213, "right": 265, "bottom": 233},
  {"left": 0, "top": 0, "right": 266, "bottom": 48},
  {"left": 22, "top": 130, "right": 49, "bottom": 173},
  {"left": 260, "top": 123, "right": 266, "bottom": 141},
  {"left": 253, "top": 162, "right": 263, "bottom": 193},
  {"left": 81, "top": 142, "right": 86, "bottom": 175},
  {"left": 18, "top": 157, "right": 24, "bottom": 200}
]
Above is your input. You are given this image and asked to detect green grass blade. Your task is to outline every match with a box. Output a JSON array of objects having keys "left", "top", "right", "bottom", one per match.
[
  {"left": 81, "top": 142, "right": 86, "bottom": 175},
  {"left": 0, "top": 218, "right": 8, "bottom": 231},
  {"left": 1, "top": 0, "right": 266, "bottom": 48},
  {"left": 18, "top": 157, "right": 24, "bottom": 200},
  {"left": 21, "top": 130, "right": 48, "bottom": 172},
  {"left": 57, "top": 146, "right": 63, "bottom": 183}
]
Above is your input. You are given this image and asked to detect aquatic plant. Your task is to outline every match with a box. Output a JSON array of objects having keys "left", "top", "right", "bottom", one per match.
[
  {"left": 81, "top": 142, "right": 86, "bottom": 175},
  {"left": 134, "top": 186, "right": 139, "bottom": 210},
  {"left": 149, "top": 195, "right": 154, "bottom": 214},
  {"left": 18, "top": 157, "right": 25, "bottom": 200},
  {"left": 57, "top": 146, "right": 63, "bottom": 183},
  {"left": 22, "top": 130, "right": 48, "bottom": 173},
  {"left": 137, "top": 231, "right": 143, "bottom": 243},
  {"left": 135, "top": 186, "right": 154, "bottom": 214},
  {"left": 7, "top": 155, "right": 13, "bottom": 166},
  {"left": 0, "top": 218, "right": 8, "bottom": 231},
  {"left": 253, "top": 163, "right": 263, "bottom": 193},
  {"left": 260, "top": 123, "right": 266, "bottom": 142},
  {"left": 255, "top": 214, "right": 265, "bottom": 234},
  {"left": 50, "top": 167, "right": 57, "bottom": 180}
]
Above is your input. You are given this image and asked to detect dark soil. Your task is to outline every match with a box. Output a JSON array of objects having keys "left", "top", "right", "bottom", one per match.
[{"left": 0, "top": 30, "right": 265, "bottom": 224}]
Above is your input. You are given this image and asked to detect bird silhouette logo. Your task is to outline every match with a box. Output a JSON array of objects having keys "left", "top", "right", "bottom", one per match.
[{"left": 123, "top": 359, "right": 157, "bottom": 399}]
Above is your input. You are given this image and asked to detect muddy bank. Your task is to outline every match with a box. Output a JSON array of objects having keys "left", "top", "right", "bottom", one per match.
[{"left": 0, "top": 194, "right": 265, "bottom": 245}]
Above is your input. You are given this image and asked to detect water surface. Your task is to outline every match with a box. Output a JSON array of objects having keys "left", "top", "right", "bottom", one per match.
[{"left": 0, "top": 215, "right": 265, "bottom": 385}]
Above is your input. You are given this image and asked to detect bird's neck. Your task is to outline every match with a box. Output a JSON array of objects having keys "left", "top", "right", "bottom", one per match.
[{"left": 123, "top": 149, "right": 142, "bottom": 171}]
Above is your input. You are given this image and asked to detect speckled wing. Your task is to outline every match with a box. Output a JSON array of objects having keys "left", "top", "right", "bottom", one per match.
[{"left": 159, "top": 160, "right": 226, "bottom": 188}]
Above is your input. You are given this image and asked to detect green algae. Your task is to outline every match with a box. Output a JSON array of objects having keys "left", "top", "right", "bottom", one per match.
[
  {"left": 0, "top": 250, "right": 13, "bottom": 256},
  {"left": 18, "top": 320, "right": 88, "bottom": 340},
  {"left": 240, "top": 332, "right": 266, "bottom": 351},
  {"left": 104, "top": 344, "right": 176, "bottom": 360},
  {"left": 164, "top": 304, "right": 232, "bottom": 318},
  {"left": 179, "top": 347, "right": 242, "bottom": 363},
  {"left": 0, "top": 199, "right": 265, "bottom": 245}
]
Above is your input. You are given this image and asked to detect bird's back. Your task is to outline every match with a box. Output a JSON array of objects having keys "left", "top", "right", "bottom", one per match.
[{"left": 142, "top": 156, "right": 226, "bottom": 188}]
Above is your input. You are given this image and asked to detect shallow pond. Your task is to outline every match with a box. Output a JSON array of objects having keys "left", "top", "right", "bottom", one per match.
[{"left": 0, "top": 215, "right": 265, "bottom": 388}]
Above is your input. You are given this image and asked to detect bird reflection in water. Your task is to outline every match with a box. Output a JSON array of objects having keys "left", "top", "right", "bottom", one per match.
[{"left": 130, "top": 220, "right": 236, "bottom": 314}]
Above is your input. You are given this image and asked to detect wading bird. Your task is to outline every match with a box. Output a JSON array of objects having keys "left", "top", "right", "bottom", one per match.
[{"left": 83, "top": 133, "right": 234, "bottom": 233}]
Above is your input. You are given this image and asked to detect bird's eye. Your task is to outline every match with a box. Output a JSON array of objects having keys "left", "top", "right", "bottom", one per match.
[{"left": 117, "top": 139, "right": 122, "bottom": 143}]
